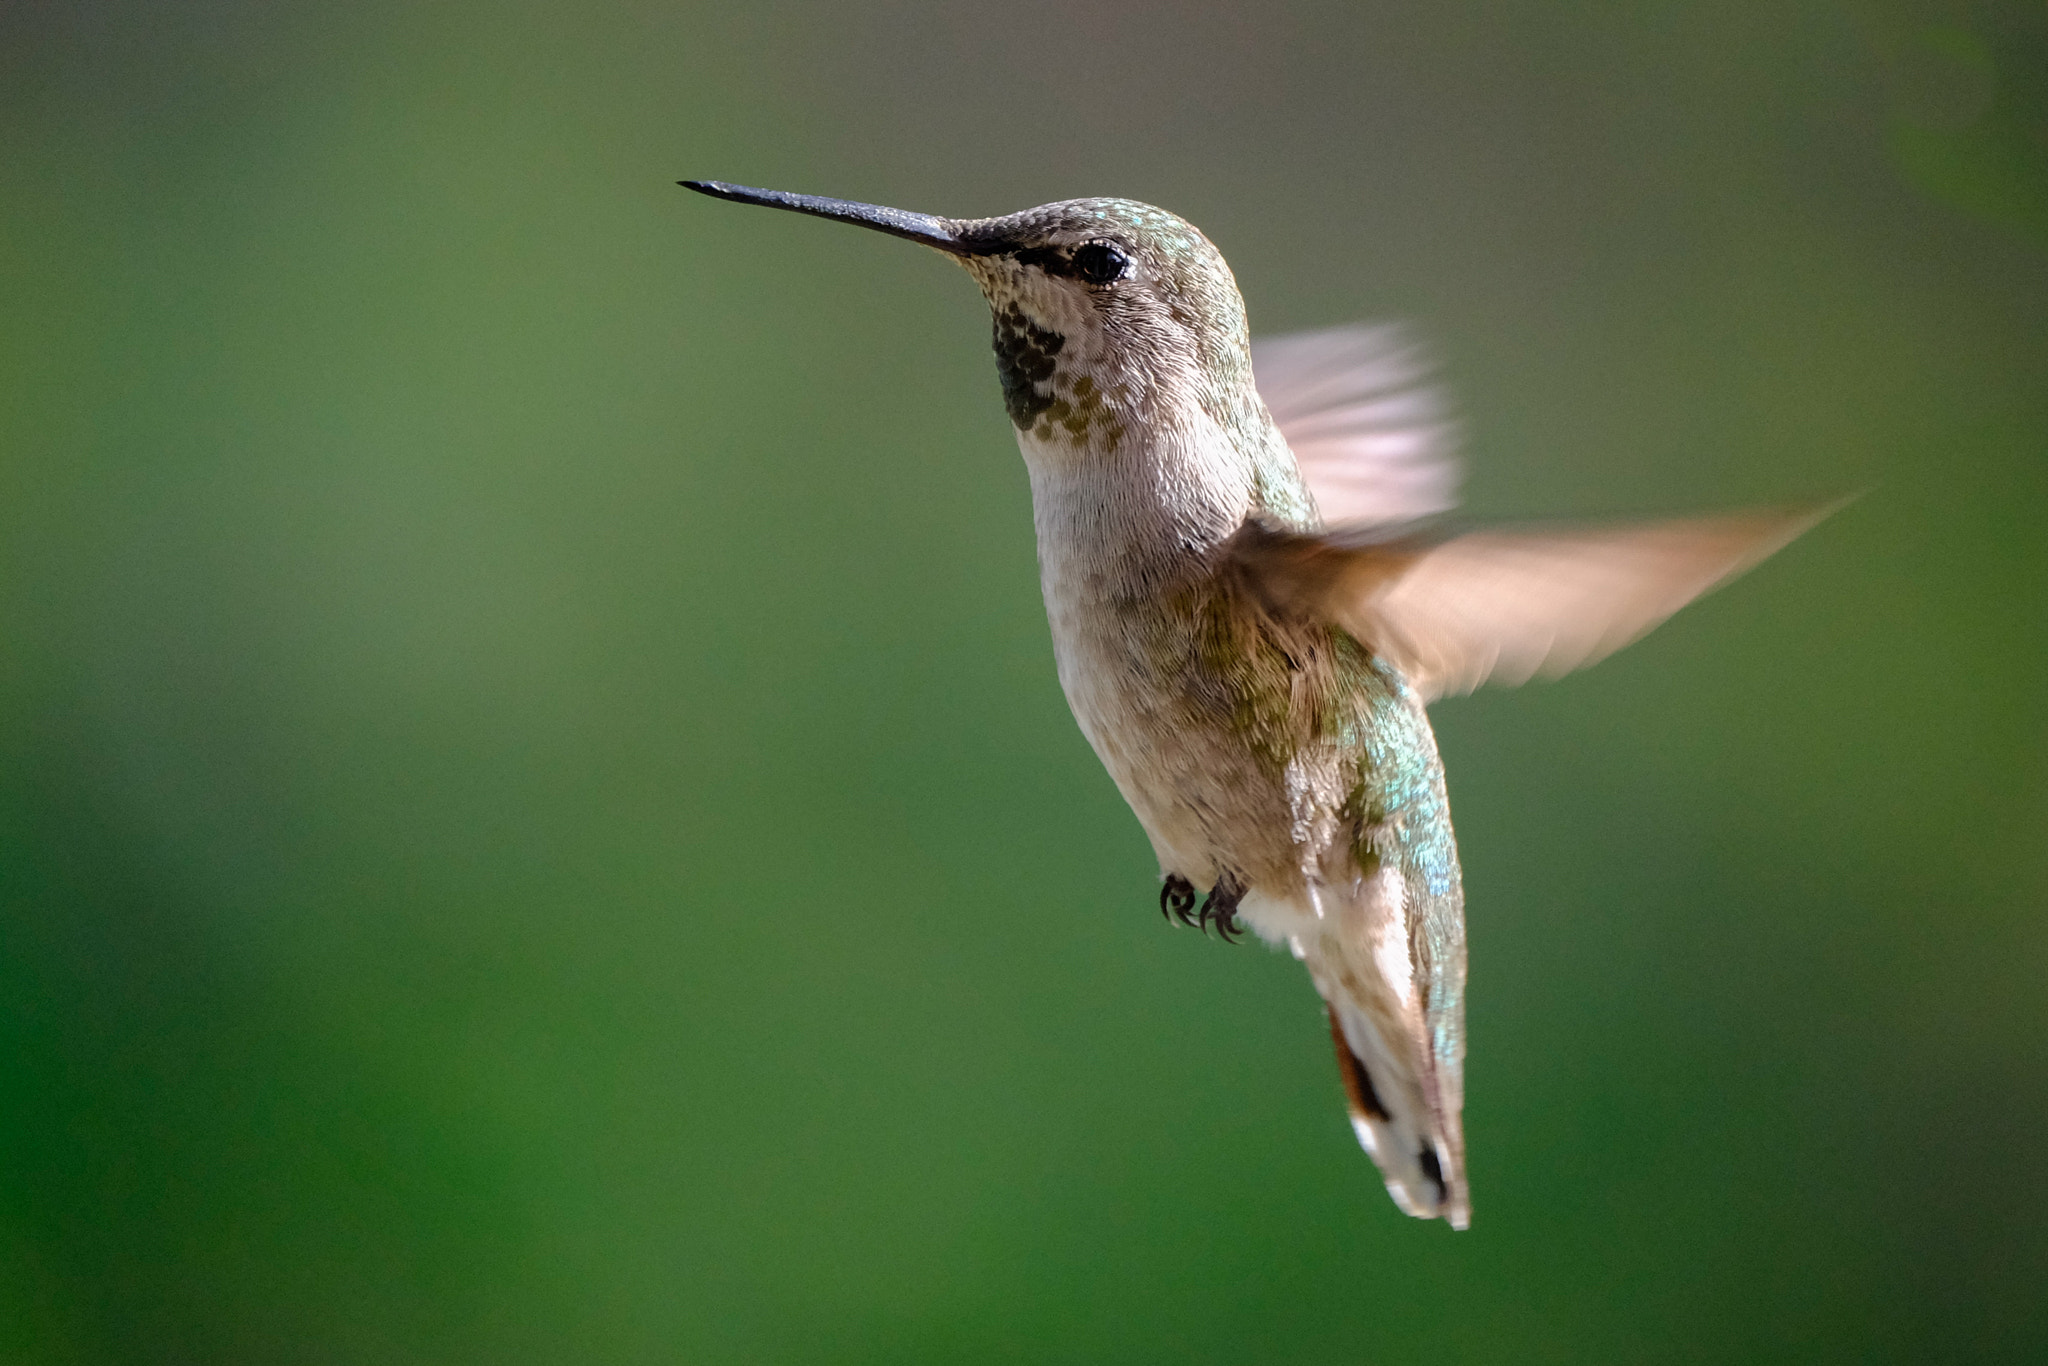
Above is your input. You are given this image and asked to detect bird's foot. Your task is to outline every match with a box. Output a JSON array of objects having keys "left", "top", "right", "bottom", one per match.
[
  {"left": 1198, "top": 872, "right": 1248, "bottom": 944},
  {"left": 1160, "top": 874, "right": 1199, "bottom": 927}
]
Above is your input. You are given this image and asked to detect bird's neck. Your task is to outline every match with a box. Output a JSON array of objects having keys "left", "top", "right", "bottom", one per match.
[{"left": 1018, "top": 391, "right": 1311, "bottom": 609}]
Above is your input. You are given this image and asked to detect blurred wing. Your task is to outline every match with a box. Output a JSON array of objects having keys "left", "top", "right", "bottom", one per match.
[
  {"left": 1231, "top": 505, "right": 1835, "bottom": 702},
  {"left": 1251, "top": 323, "right": 1461, "bottom": 525}
]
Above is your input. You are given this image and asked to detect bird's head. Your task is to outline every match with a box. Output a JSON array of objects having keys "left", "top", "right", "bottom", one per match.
[{"left": 682, "top": 182, "right": 1258, "bottom": 454}]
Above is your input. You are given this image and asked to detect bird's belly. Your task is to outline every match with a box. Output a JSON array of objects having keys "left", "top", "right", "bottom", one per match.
[{"left": 1045, "top": 601, "right": 1299, "bottom": 891}]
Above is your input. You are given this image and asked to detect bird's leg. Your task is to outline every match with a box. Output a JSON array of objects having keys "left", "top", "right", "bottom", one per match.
[
  {"left": 1198, "top": 871, "right": 1249, "bottom": 943},
  {"left": 1160, "top": 874, "right": 1199, "bottom": 927}
]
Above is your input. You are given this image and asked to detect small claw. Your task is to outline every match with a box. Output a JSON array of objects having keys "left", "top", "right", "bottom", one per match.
[
  {"left": 1200, "top": 873, "right": 1247, "bottom": 944},
  {"left": 1160, "top": 874, "right": 1199, "bottom": 928}
]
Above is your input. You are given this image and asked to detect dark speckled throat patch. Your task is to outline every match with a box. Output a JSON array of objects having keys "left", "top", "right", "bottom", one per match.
[{"left": 992, "top": 303, "right": 1063, "bottom": 429}]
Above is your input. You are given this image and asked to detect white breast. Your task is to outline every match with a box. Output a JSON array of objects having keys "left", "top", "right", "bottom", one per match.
[{"left": 1016, "top": 416, "right": 1257, "bottom": 875}]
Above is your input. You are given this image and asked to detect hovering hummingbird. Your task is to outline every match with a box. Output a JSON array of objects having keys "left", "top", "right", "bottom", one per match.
[{"left": 681, "top": 180, "right": 1828, "bottom": 1229}]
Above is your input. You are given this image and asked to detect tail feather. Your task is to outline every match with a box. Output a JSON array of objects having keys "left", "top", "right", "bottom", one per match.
[
  {"left": 1299, "top": 857, "right": 1471, "bottom": 1229},
  {"left": 1325, "top": 995, "right": 1468, "bottom": 1228}
]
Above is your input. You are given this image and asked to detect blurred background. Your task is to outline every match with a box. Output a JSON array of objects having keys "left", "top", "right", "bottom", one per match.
[{"left": 2, "top": 0, "right": 2044, "bottom": 1360}]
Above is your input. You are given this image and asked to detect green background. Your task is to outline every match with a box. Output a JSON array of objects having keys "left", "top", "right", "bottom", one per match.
[{"left": 3, "top": 1, "right": 2044, "bottom": 1360}]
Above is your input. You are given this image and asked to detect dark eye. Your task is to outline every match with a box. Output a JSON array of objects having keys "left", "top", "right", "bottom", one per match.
[{"left": 1071, "top": 241, "right": 1128, "bottom": 285}]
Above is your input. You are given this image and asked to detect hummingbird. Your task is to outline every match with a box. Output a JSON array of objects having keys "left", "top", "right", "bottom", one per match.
[{"left": 680, "top": 180, "right": 1828, "bottom": 1229}]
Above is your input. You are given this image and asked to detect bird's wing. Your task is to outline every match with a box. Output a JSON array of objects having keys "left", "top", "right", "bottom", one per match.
[
  {"left": 1227, "top": 505, "right": 1835, "bottom": 702},
  {"left": 1251, "top": 323, "right": 1461, "bottom": 525}
]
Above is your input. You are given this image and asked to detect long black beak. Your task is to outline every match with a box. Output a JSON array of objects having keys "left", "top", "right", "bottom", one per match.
[{"left": 679, "top": 180, "right": 975, "bottom": 255}]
